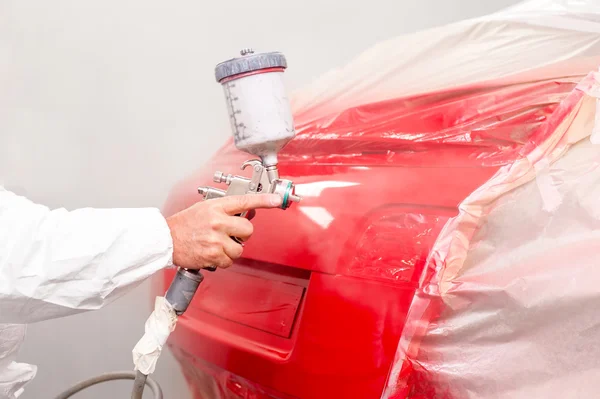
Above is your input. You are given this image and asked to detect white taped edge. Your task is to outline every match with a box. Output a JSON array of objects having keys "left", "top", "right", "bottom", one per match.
[
  {"left": 592, "top": 91, "right": 600, "bottom": 144},
  {"left": 531, "top": 157, "right": 562, "bottom": 213},
  {"left": 587, "top": 68, "right": 600, "bottom": 144},
  {"left": 381, "top": 296, "right": 430, "bottom": 399},
  {"left": 132, "top": 296, "right": 178, "bottom": 375}
]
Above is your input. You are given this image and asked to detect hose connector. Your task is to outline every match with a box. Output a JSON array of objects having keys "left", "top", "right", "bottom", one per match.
[{"left": 164, "top": 269, "right": 204, "bottom": 316}]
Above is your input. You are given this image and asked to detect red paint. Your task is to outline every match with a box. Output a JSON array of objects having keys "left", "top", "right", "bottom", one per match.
[
  {"left": 218, "top": 67, "right": 286, "bottom": 83},
  {"left": 155, "top": 80, "right": 577, "bottom": 398}
]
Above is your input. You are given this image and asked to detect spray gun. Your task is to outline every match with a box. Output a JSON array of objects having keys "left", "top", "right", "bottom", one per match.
[
  {"left": 142, "top": 48, "right": 302, "bottom": 398},
  {"left": 165, "top": 48, "right": 301, "bottom": 316},
  {"left": 53, "top": 49, "right": 301, "bottom": 399},
  {"left": 129, "top": 49, "right": 301, "bottom": 398}
]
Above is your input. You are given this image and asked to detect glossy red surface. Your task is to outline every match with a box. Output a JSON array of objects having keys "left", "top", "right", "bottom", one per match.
[{"left": 156, "top": 80, "right": 576, "bottom": 398}]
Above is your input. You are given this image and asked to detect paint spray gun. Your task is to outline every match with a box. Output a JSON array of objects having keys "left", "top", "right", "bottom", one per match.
[
  {"left": 133, "top": 49, "right": 302, "bottom": 398},
  {"left": 53, "top": 49, "right": 301, "bottom": 399},
  {"left": 166, "top": 48, "right": 302, "bottom": 315}
]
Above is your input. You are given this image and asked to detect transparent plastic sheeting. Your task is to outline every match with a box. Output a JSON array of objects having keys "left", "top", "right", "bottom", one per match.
[
  {"left": 287, "top": 0, "right": 600, "bottom": 398},
  {"left": 289, "top": 0, "right": 600, "bottom": 129},
  {"left": 382, "top": 71, "right": 600, "bottom": 399},
  {"left": 364, "top": 1, "right": 600, "bottom": 399},
  {"left": 262, "top": 0, "right": 600, "bottom": 173}
]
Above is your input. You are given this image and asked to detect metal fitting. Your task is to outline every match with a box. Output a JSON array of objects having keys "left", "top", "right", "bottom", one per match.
[{"left": 165, "top": 269, "right": 204, "bottom": 315}]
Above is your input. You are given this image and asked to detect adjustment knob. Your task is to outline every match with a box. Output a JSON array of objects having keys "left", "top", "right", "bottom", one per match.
[{"left": 213, "top": 171, "right": 225, "bottom": 183}]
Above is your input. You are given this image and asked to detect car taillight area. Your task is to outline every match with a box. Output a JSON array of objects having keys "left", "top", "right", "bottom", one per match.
[{"left": 344, "top": 207, "right": 455, "bottom": 283}]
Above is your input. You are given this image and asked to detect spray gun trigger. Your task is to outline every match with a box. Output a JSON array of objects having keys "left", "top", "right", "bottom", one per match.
[
  {"left": 240, "top": 159, "right": 266, "bottom": 194},
  {"left": 241, "top": 159, "right": 263, "bottom": 171}
]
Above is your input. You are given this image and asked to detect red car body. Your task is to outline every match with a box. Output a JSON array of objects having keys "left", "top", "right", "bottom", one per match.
[{"left": 154, "top": 76, "right": 576, "bottom": 398}]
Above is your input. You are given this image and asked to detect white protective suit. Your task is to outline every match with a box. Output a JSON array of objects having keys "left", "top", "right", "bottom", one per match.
[{"left": 0, "top": 187, "right": 173, "bottom": 398}]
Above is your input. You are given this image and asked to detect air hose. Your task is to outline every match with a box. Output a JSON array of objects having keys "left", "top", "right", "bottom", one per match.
[
  {"left": 52, "top": 268, "right": 207, "bottom": 399},
  {"left": 53, "top": 370, "right": 161, "bottom": 399}
]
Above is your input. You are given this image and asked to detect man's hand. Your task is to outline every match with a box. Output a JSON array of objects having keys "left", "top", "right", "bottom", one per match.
[{"left": 166, "top": 193, "right": 282, "bottom": 270}]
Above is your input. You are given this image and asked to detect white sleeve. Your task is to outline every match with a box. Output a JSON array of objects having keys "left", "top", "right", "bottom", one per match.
[{"left": 0, "top": 187, "right": 174, "bottom": 324}]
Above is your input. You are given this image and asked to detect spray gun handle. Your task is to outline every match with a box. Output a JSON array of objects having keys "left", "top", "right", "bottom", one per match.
[{"left": 229, "top": 210, "right": 252, "bottom": 245}]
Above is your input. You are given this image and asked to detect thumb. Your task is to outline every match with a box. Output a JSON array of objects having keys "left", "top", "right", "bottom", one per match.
[{"left": 220, "top": 193, "right": 282, "bottom": 215}]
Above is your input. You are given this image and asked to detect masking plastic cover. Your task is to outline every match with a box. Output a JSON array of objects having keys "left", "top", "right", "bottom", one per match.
[
  {"left": 289, "top": 1, "right": 600, "bottom": 397},
  {"left": 299, "top": 2, "right": 600, "bottom": 398}
]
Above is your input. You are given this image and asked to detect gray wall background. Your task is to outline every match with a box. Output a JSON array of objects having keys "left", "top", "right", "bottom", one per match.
[{"left": 0, "top": 0, "right": 519, "bottom": 397}]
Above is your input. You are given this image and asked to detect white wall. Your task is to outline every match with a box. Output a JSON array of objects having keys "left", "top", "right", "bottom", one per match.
[{"left": 0, "top": 0, "right": 520, "bottom": 397}]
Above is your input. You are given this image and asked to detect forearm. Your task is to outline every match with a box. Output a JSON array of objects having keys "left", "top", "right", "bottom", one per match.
[{"left": 0, "top": 188, "right": 173, "bottom": 324}]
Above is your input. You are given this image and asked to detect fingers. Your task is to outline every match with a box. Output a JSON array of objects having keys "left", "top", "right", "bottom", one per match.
[
  {"left": 220, "top": 194, "right": 282, "bottom": 215},
  {"left": 223, "top": 237, "right": 244, "bottom": 262},
  {"left": 169, "top": 193, "right": 276, "bottom": 271},
  {"left": 207, "top": 234, "right": 243, "bottom": 269},
  {"left": 213, "top": 254, "right": 234, "bottom": 269},
  {"left": 224, "top": 217, "right": 254, "bottom": 241},
  {"left": 203, "top": 245, "right": 234, "bottom": 269}
]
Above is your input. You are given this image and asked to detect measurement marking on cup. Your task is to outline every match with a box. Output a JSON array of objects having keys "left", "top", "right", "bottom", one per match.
[{"left": 225, "top": 83, "right": 248, "bottom": 141}]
